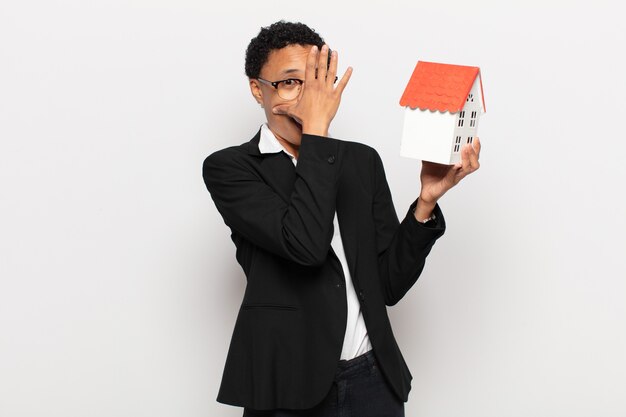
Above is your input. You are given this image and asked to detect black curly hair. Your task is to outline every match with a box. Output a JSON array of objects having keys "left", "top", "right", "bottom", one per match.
[{"left": 245, "top": 21, "right": 325, "bottom": 79}]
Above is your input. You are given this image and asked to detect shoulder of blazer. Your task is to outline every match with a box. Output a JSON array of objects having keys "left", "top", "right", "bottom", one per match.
[
  {"left": 339, "top": 138, "right": 374, "bottom": 153},
  {"left": 203, "top": 130, "right": 382, "bottom": 175},
  {"left": 205, "top": 128, "right": 262, "bottom": 161},
  {"left": 338, "top": 139, "right": 381, "bottom": 164},
  {"left": 202, "top": 129, "right": 270, "bottom": 173},
  {"left": 337, "top": 139, "right": 383, "bottom": 173}
]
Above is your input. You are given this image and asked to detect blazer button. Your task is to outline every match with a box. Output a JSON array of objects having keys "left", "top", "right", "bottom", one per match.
[
  {"left": 327, "top": 155, "right": 335, "bottom": 164},
  {"left": 358, "top": 291, "right": 365, "bottom": 301}
]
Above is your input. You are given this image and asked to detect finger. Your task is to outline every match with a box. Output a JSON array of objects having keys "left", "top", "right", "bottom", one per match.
[
  {"left": 305, "top": 45, "right": 318, "bottom": 83},
  {"left": 461, "top": 143, "right": 479, "bottom": 173},
  {"left": 444, "top": 162, "right": 462, "bottom": 186},
  {"left": 473, "top": 136, "right": 481, "bottom": 159},
  {"left": 334, "top": 66, "right": 353, "bottom": 95},
  {"left": 460, "top": 144, "right": 470, "bottom": 172},
  {"left": 327, "top": 49, "right": 338, "bottom": 86},
  {"left": 318, "top": 44, "right": 330, "bottom": 82},
  {"left": 295, "top": 81, "right": 305, "bottom": 102},
  {"left": 452, "top": 147, "right": 470, "bottom": 183},
  {"left": 273, "top": 105, "right": 302, "bottom": 124},
  {"left": 272, "top": 104, "right": 291, "bottom": 115},
  {"left": 468, "top": 142, "right": 480, "bottom": 171}
]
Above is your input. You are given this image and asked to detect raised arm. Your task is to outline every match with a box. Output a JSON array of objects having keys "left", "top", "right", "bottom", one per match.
[
  {"left": 371, "top": 150, "right": 446, "bottom": 306},
  {"left": 203, "top": 134, "right": 340, "bottom": 266}
]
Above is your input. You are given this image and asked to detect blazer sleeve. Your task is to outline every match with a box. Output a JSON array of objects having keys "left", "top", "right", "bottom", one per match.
[
  {"left": 371, "top": 150, "right": 446, "bottom": 306},
  {"left": 202, "top": 134, "right": 340, "bottom": 267}
]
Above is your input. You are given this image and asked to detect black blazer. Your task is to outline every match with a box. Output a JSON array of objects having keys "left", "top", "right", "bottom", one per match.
[{"left": 202, "top": 129, "right": 445, "bottom": 410}]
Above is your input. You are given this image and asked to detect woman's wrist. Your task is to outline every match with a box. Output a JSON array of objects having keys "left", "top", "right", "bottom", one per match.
[{"left": 414, "top": 197, "right": 436, "bottom": 222}]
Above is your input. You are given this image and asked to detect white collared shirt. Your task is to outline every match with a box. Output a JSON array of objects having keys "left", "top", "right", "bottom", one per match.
[{"left": 258, "top": 124, "right": 372, "bottom": 360}]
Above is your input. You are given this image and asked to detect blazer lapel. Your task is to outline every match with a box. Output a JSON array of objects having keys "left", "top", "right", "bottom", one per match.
[
  {"left": 260, "top": 153, "right": 297, "bottom": 203},
  {"left": 246, "top": 129, "right": 297, "bottom": 204}
]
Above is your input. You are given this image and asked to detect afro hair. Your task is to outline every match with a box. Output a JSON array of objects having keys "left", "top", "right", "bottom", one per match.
[{"left": 245, "top": 21, "right": 325, "bottom": 79}]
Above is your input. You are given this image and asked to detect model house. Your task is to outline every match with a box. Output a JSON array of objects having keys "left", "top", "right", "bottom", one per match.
[{"left": 399, "top": 61, "right": 486, "bottom": 165}]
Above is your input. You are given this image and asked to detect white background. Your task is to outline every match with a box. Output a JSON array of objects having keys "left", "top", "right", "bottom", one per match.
[{"left": 1, "top": 1, "right": 625, "bottom": 416}]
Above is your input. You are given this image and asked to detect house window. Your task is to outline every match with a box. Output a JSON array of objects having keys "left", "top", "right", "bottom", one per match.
[
  {"left": 458, "top": 111, "right": 465, "bottom": 127},
  {"left": 467, "top": 93, "right": 474, "bottom": 102},
  {"left": 467, "top": 136, "right": 473, "bottom": 144},
  {"left": 470, "top": 111, "right": 477, "bottom": 127},
  {"left": 454, "top": 136, "right": 462, "bottom": 152}
]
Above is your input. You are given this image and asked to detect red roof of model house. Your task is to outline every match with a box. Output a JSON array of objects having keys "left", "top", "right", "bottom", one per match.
[{"left": 399, "top": 61, "right": 486, "bottom": 113}]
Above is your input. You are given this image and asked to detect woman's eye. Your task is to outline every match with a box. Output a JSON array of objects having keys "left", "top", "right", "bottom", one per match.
[{"left": 281, "top": 79, "right": 301, "bottom": 87}]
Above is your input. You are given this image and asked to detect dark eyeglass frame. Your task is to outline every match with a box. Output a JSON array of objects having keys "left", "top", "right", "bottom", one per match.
[
  {"left": 257, "top": 76, "right": 339, "bottom": 90},
  {"left": 257, "top": 77, "right": 304, "bottom": 90}
]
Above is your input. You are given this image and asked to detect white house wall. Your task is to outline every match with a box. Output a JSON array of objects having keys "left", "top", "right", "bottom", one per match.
[
  {"left": 401, "top": 108, "right": 456, "bottom": 164},
  {"left": 451, "top": 75, "right": 484, "bottom": 164}
]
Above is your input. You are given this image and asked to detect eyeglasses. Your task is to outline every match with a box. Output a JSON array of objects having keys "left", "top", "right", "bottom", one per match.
[
  {"left": 257, "top": 78, "right": 303, "bottom": 100},
  {"left": 257, "top": 76, "right": 339, "bottom": 101}
]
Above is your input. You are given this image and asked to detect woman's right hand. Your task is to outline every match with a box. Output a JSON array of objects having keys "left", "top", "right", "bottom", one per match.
[{"left": 272, "top": 44, "right": 353, "bottom": 137}]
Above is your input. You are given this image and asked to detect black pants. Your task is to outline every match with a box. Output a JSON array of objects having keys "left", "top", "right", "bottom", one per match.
[{"left": 243, "top": 350, "right": 405, "bottom": 417}]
